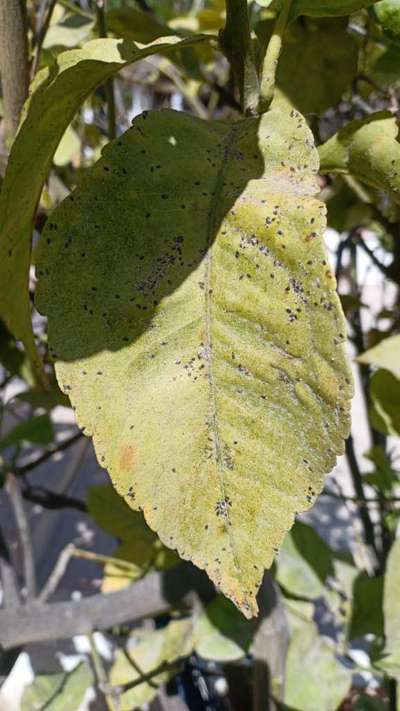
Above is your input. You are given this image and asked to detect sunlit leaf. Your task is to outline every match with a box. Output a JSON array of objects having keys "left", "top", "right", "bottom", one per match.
[
  {"left": 375, "top": 0, "right": 400, "bottom": 34},
  {"left": 284, "top": 621, "right": 352, "bottom": 710},
  {"left": 318, "top": 112, "right": 400, "bottom": 205},
  {"left": 194, "top": 596, "right": 253, "bottom": 661},
  {"left": 43, "top": 12, "right": 94, "bottom": 49},
  {"left": 276, "top": 521, "right": 334, "bottom": 599},
  {"left": 21, "top": 662, "right": 93, "bottom": 711},
  {"left": 358, "top": 335, "right": 400, "bottom": 378},
  {"left": 376, "top": 538, "right": 400, "bottom": 674},
  {"left": 0, "top": 35, "right": 208, "bottom": 378},
  {"left": 110, "top": 620, "right": 193, "bottom": 710},
  {"left": 36, "top": 107, "right": 352, "bottom": 617},
  {"left": 54, "top": 125, "right": 81, "bottom": 166}
]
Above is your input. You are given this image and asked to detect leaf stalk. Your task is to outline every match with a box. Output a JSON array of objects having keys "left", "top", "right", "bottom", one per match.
[{"left": 258, "top": 0, "right": 293, "bottom": 114}]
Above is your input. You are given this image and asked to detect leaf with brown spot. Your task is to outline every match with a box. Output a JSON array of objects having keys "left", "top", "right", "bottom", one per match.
[{"left": 36, "top": 107, "right": 352, "bottom": 617}]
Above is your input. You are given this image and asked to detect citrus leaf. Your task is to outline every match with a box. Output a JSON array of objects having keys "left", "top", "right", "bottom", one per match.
[
  {"left": 21, "top": 662, "right": 93, "bottom": 711},
  {"left": 277, "top": 19, "right": 358, "bottom": 115},
  {"left": 284, "top": 621, "right": 352, "bottom": 710},
  {"left": 194, "top": 595, "right": 253, "bottom": 661},
  {"left": 0, "top": 35, "right": 208, "bottom": 380},
  {"left": 374, "top": 0, "right": 400, "bottom": 35},
  {"left": 318, "top": 112, "right": 400, "bottom": 204},
  {"left": 379, "top": 538, "right": 400, "bottom": 673},
  {"left": 276, "top": 521, "right": 334, "bottom": 599},
  {"left": 106, "top": 8, "right": 174, "bottom": 43},
  {"left": 0, "top": 414, "right": 54, "bottom": 452},
  {"left": 370, "top": 369, "right": 400, "bottom": 436},
  {"left": 110, "top": 620, "right": 194, "bottom": 709},
  {"left": 348, "top": 573, "right": 384, "bottom": 640},
  {"left": 36, "top": 107, "right": 352, "bottom": 617},
  {"left": 358, "top": 335, "right": 400, "bottom": 378},
  {"left": 292, "top": 0, "right": 380, "bottom": 16}
]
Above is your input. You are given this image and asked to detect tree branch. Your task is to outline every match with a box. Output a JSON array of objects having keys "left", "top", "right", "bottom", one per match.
[
  {"left": 0, "top": 564, "right": 214, "bottom": 649},
  {"left": 0, "top": 0, "right": 30, "bottom": 141},
  {"left": 6, "top": 472, "right": 36, "bottom": 599}
]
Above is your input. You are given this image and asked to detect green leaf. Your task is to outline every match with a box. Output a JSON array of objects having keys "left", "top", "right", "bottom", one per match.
[
  {"left": 107, "top": 8, "right": 174, "bottom": 43},
  {"left": 375, "top": 0, "right": 400, "bottom": 35},
  {"left": 0, "top": 35, "right": 208, "bottom": 379},
  {"left": 318, "top": 112, "right": 400, "bottom": 205},
  {"left": 276, "top": 521, "right": 334, "bottom": 599},
  {"left": 276, "top": 19, "right": 358, "bottom": 115},
  {"left": 370, "top": 369, "right": 400, "bottom": 436},
  {"left": 194, "top": 595, "right": 254, "bottom": 661},
  {"left": 21, "top": 662, "right": 93, "bottom": 711},
  {"left": 383, "top": 539, "right": 400, "bottom": 656},
  {"left": 284, "top": 621, "right": 352, "bottom": 710},
  {"left": 43, "top": 12, "right": 94, "bottom": 49},
  {"left": 0, "top": 320, "right": 35, "bottom": 384},
  {"left": 87, "top": 484, "right": 156, "bottom": 542},
  {"left": 110, "top": 620, "right": 194, "bottom": 710},
  {"left": 36, "top": 107, "right": 352, "bottom": 617},
  {"left": 358, "top": 335, "right": 400, "bottom": 378},
  {"left": 348, "top": 573, "right": 384, "bottom": 640},
  {"left": 292, "top": 0, "right": 380, "bottom": 17},
  {"left": 0, "top": 414, "right": 54, "bottom": 451}
]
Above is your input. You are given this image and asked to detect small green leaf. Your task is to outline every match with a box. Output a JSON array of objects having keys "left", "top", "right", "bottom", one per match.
[
  {"left": 194, "top": 595, "right": 254, "bottom": 661},
  {"left": 348, "top": 573, "right": 384, "bottom": 640},
  {"left": 358, "top": 335, "right": 400, "bottom": 378},
  {"left": 284, "top": 621, "right": 352, "bottom": 710},
  {"left": 0, "top": 414, "right": 54, "bottom": 451},
  {"left": 110, "top": 620, "right": 194, "bottom": 710},
  {"left": 21, "top": 662, "right": 93, "bottom": 711},
  {"left": 36, "top": 107, "right": 352, "bottom": 617},
  {"left": 276, "top": 521, "right": 334, "bottom": 599},
  {"left": 375, "top": 0, "right": 400, "bottom": 35},
  {"left": 318, "top": 112, "right": 400, "bottom": 204},
  {"left": 87, "top": 484, "right": 156, "bottom": 543},
  {"left": 0, "top": 35, "right": 208, "bottom": 377},
  {"left": 0, "top": 320, "right": 35, "bottom": 384}
]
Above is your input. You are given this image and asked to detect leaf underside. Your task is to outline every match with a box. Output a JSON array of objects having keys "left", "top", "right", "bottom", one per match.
[{"left": 36, "top": 107, "right": 353, "bottom": 616}]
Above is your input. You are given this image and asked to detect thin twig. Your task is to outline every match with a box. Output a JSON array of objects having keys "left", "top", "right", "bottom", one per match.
[
  {"left": 22, "top": 484, "right": 87, "bottom": 512},
  {"left": 14, "top": 431, "right": 83, "bottom": 476},
  {"left": 6, "top": 472, "right": 36, "bottom": 599},
  {"left": 89, "top": 632, "right": 119, "bottom": 711},
  {"left": 95, "top": 0, "right": 116, "bottom": 140},
  {"left": 0, "top": 526, "right": 21, "bottom": 608},
  {"left": 31, "top": 0, "right": 57, "bottom": 77}
]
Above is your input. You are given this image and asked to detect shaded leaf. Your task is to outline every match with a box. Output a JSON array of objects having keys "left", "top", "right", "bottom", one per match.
[
  {"left": 292, "top": 0, "right": 380, "bottom": 16},
  {"left": 0, "top": 414, "right": 54, "bottom": 451},
  {"left": 194, "top": 595, "right": 253, "bottom": 661},
  {"left": 348, "top": 573, "right": 384, "bottom": 640},
  {"left": 110, "top": 620, "right": 193, "bottom": 710},
  {"left": 107, "top": 8, "right": 174, "bottom": 43},
  {"left": 284, "top": 621, "right": 352, "bottom": 710},
  {"left": 276, "top": 520, "right": 334, "bottom": 599},
  {"left": 0, "top": 319, "right": 35, "bottom": 384},
  {"left": 277, "top": 19, "right": 358, "bottom": 115},
  {"left": 21, "top": 662, "right": 93, "bottom": 711},
  {"left": 36, "top": 107, "right": 352, "bottom": 617},
  {"left": 370, "top": 369, "right": 400, "bottom": 436},
  {"left": 0, "top": 35, "right": 208, "bottom": 377},
  {"left": 101, "top": 539, "right": 179, "bottom": 593},
  {"left": 358, "top": 335, "right": 400, "bottom": 378},
  {"left": 318, "top": 112, "right": 400, "bottom": 205}
]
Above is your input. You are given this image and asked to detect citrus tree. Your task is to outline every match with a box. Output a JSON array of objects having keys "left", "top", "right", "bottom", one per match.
[{"left": 0, "top": 0, "right": 399, "bottom": 709}]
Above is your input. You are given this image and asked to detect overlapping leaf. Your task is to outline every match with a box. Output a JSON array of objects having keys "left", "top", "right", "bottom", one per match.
[
  {"left": 292, "top": 0, "right": 380, "bottom": 16},
  {"left": 36, "top": 107, "right": 352, "bottom": 616},
  {"left": 318, "top": 112, "right": 400, "bottom": 204},
  {"left": 0, "top": 35, "right": 208, "bottom": 379}
]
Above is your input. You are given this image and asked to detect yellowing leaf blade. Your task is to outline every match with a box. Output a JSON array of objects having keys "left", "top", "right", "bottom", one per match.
[{"left": 36, "top": 107, "right": 352, "bottom": 616}]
